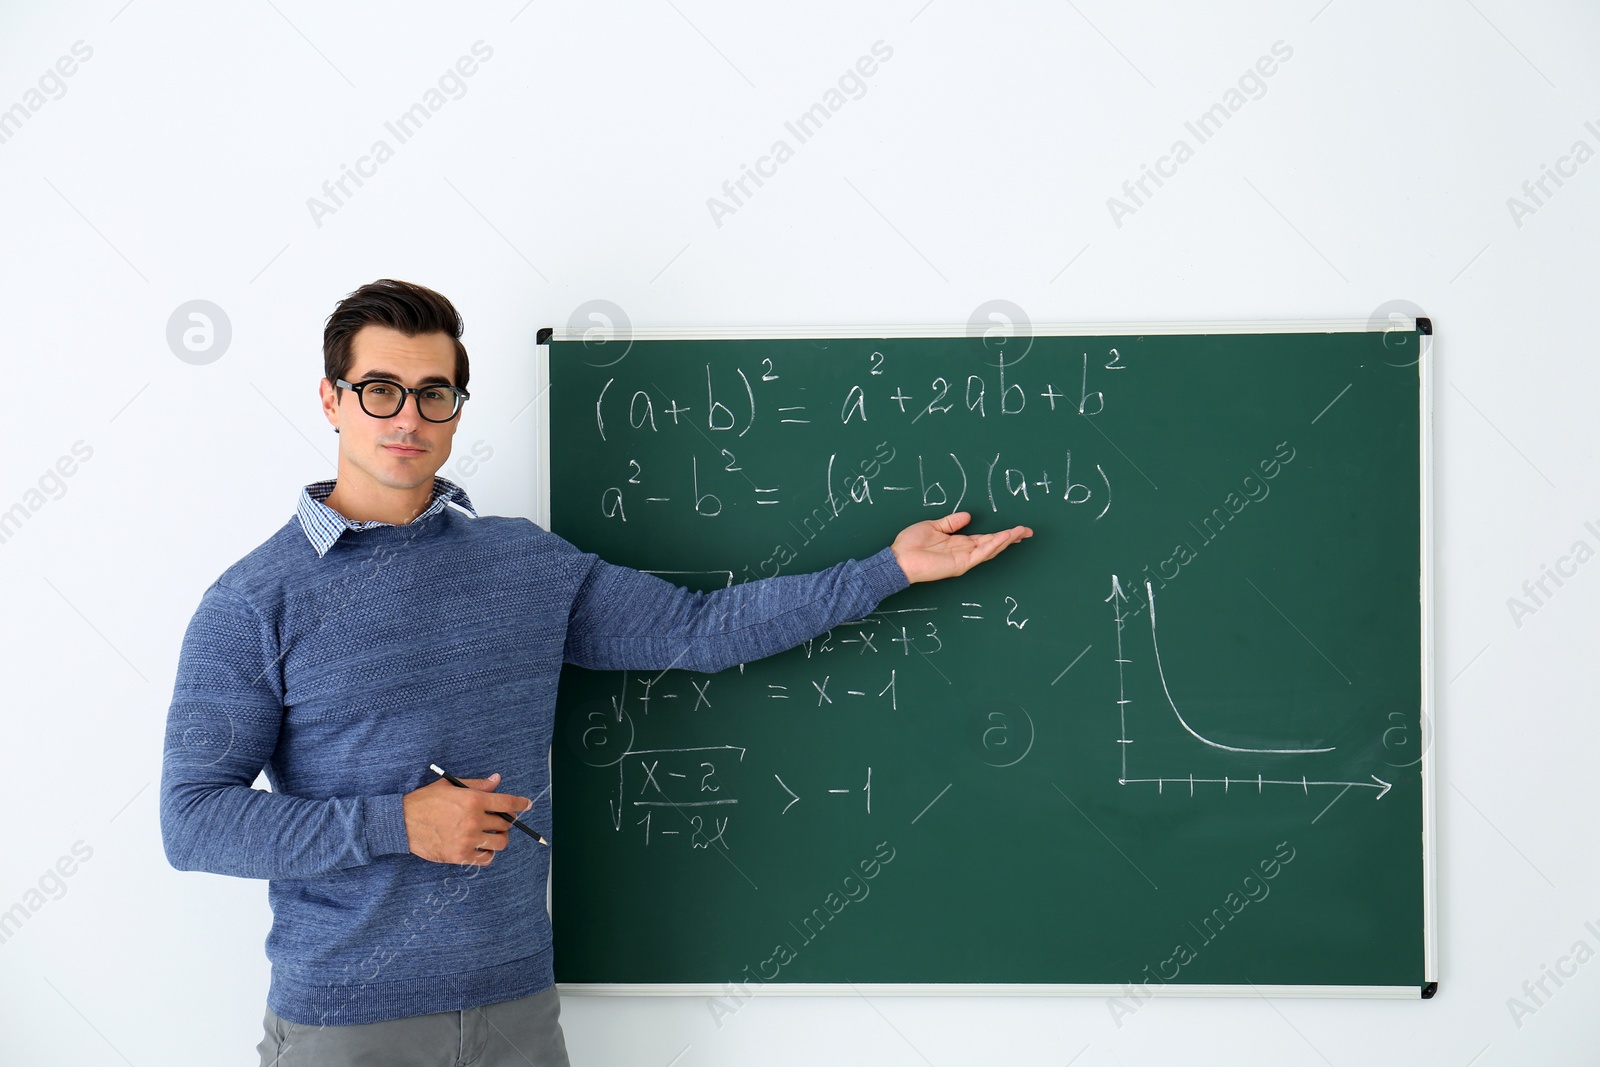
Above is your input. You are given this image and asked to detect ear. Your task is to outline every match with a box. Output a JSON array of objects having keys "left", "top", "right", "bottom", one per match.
[{"left": 319, "top": 377, "right": 341, "bottom": 434}]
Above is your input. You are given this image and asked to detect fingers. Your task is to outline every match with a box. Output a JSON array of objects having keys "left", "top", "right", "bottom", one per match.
[
  {"left": 471, "top": 796, "right": 531, "bottom": 836},
  {"left": 493, "top": 795, "right": 534, "bottom": 816},
  {"left": 995, "top": 525, "right": 1033, "bottom": 552},
  {"left": 457, "top": 776, "right": 533, "bottom": 815},
  {"left": 450, "top": 782, "right": 533, "bottom": 862},
  {"left": 984, "top": 525, "right": 1031, "bottom": 546},
  {"left": 473, "top": 809, "right": 517, "bottom": 832},
  {"left": 466, "top": 826, "right": 509, "bottom": 865},
  {"left": 965, "top": 536, "right": 1006, "bottom": 569},
  {"left": 965, "top": 525, "right": 1034, "bottom": 568}
]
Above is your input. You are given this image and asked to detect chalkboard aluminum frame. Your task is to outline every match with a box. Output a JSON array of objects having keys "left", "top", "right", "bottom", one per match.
[{"left": 541, "top": 317, "right": 1437, "bottom": 1000}]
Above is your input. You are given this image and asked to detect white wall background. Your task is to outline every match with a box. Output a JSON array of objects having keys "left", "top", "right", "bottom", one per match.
[{"left": 1, "top": 1, "right": 1595, "bottom": 1064}]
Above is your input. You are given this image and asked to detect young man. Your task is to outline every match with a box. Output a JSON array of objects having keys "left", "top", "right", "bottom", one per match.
[{"left": 160, "top": 279, "right": 1031, "bottom": 1066}]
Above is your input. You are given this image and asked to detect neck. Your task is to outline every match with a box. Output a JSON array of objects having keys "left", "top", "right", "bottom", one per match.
[{"left": 323, "top": 473, "right": 436, "bottom": 526}]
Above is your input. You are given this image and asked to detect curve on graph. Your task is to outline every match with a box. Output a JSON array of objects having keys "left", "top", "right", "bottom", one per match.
[{"left": 1145, "top": 581, "right": 1335, "bottom": 755}]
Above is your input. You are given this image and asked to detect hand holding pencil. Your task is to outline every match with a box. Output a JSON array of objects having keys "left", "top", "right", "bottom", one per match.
[{"left": 400, "top": 765, "right": 548, "bottom": 866}]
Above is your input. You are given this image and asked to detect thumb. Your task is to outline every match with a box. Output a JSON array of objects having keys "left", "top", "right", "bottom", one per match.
[
  {"left": 932, "top": 511, "right": 972, "bottom": 534},
  {"left": 462, "top": 773, "right": 502, "bottom": 792}
]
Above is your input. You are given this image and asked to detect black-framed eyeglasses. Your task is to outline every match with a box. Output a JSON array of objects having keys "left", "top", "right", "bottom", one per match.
[{"left": 336, "top": 378, "right": 469, "bottom": 422}]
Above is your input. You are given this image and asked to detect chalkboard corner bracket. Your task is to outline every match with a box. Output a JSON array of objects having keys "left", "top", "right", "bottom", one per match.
[{"left": 1421, "top": 981, "right": 1438, "bottom": 999}]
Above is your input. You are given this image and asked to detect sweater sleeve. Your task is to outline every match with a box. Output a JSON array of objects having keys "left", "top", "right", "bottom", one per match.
[
  {"left": 562, "top": 545, "right": 910, "bottom": 673},
  {"left": 159, "top": 583, "right": 412, "bottom": 879}
]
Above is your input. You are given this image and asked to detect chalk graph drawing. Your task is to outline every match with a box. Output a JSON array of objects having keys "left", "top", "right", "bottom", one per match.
[{"left": 1106, "top": 575, "right": 1391, "bottom": 800}]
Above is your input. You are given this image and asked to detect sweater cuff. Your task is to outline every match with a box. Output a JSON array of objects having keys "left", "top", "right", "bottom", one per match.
[
  {"left": 364, "top": 792, "right": 412, "bottom": 858},
  {"left": 859, "top": 545, "right": 911, "bottom": 603}
]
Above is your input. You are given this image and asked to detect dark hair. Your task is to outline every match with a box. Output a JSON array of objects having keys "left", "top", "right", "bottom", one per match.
[{"left": 323, "top": 279, "right": 470, "bottom": 393}]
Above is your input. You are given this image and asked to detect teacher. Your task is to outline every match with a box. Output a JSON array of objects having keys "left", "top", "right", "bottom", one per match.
[{"left": 159, "top": 278, "right": 1031, "bottom": 1066}]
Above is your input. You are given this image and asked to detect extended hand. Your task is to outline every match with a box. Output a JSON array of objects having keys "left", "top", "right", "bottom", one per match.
[
  {"left": 402, "top": 772, "right": 532, "bottom": 865},
  {"left": 889, "top": 512, "right": 1033, "bottom": 584}
]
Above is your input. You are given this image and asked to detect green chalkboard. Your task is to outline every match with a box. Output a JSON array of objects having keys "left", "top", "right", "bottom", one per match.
[{"left": 547, "top": 321, "right": 1435, "bottom": 996}]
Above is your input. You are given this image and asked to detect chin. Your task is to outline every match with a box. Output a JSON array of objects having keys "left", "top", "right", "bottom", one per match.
[{"left": 378, "top": 462, "right": 438, "bottom": 487}]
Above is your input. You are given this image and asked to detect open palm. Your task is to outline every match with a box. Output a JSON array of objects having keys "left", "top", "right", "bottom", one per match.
[{"left": 889, "top": 512, "right": 1033, "bottom": 584}]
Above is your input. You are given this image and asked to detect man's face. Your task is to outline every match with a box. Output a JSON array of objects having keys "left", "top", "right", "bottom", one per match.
[{"left": 320, "top": 325, "right": 462, "bottom": 492}]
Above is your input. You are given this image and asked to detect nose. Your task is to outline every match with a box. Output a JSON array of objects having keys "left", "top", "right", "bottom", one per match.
[{"left": 389, "top": 392, "right": 424, "bottom": 430}]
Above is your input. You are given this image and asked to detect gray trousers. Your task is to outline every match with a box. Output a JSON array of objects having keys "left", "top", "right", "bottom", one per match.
[{"left": 256, "top": 984, "right": 570, "bottom": 1067}]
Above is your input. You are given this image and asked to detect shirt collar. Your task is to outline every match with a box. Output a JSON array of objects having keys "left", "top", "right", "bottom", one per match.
[{"left": 296, "top": 475, "right": 476, "bottom": 557}]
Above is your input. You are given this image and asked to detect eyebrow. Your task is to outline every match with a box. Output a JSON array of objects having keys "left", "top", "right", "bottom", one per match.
[{"left": 356, "top": 369, "right": 456, "bottom": 387}]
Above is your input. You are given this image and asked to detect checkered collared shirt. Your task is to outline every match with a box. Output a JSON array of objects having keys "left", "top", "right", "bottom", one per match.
[{"left": 294, "top": 475, "right": 477, "bottom": 558}]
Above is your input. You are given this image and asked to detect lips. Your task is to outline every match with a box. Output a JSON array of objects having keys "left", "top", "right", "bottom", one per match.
[{"left": 385, "top": 445, "right": 425, "bottom": 455}]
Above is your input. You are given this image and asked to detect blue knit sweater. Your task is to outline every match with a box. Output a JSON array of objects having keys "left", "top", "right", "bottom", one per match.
[{"left": 159, "top": 492, "right": 908, "bottom": 1026}]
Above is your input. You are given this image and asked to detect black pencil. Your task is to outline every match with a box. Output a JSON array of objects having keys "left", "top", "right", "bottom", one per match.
[{"left": 429, "top": 763, "right": 549, "bottom": 846}]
